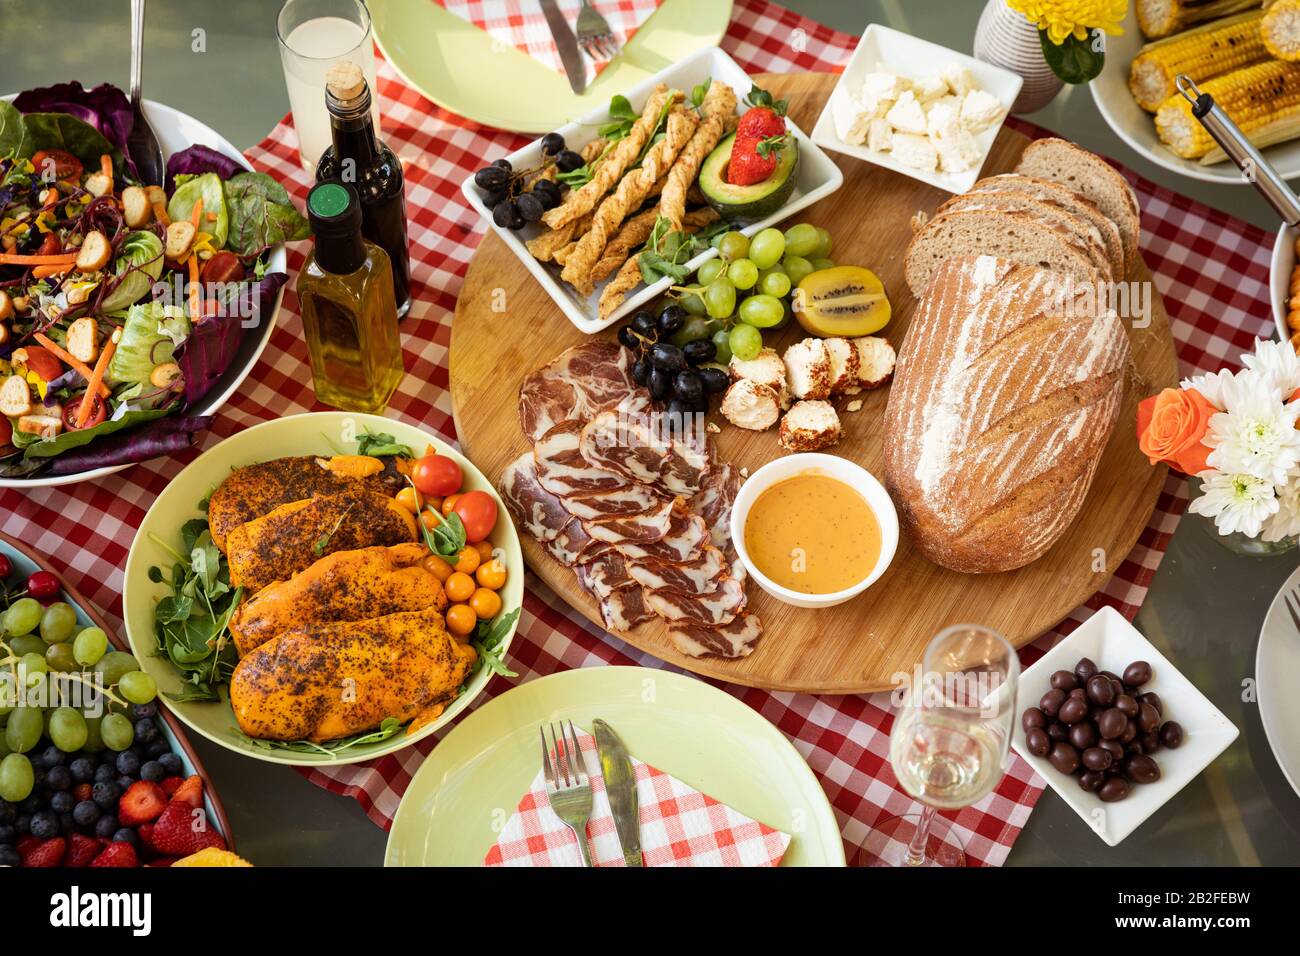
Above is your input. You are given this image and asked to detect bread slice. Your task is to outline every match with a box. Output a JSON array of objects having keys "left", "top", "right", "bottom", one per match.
[
  {"left": 1015, "top": 138, "right": 1141, "bottom": 268},
  {"left": 967, "top": 173, "right": 1125, "bottom": 280},
  {"left": 904, "top": 207, "right": 1102, "bottom": 298},
  {"left": 935, "top": 192, "right": 1115, "bottom": 284}
]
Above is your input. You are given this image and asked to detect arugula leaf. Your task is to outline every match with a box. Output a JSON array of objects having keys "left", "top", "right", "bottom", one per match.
[
  {"left": 240, "top": 716, "right": 406, "bottom": 755},
  {"left": 418, "top": 506, "right": 467, "bottom": 558},
  {"left": 691, "top": 76, "right": 712, "bottom": 109},
  {"left": 471, "top": 607, "right": 520, "bottom": 680},
  {"left": 356, "top": 429, "right": 412, "bottom": 458}
]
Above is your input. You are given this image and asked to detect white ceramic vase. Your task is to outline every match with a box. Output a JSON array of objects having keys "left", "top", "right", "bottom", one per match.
[{"left": 973, "top": 0, "right": 1065, "bottom": 114}]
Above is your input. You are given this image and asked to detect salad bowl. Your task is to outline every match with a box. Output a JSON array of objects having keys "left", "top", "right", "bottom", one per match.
[{"left": 0, "top": 93, "right": 290, "bottom": 489}]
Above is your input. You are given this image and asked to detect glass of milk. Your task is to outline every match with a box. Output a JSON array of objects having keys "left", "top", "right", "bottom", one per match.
[{"left": 277, "top": 0, "right": 381, "bottom": 170}]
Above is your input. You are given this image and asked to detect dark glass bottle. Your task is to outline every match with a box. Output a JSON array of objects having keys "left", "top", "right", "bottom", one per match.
[{"left": 315, "top": 60, "right": 411, "bottom": 318}]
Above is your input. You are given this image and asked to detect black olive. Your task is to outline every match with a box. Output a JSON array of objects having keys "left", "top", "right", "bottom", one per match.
[
  {"left": 682, "top": 339, "right": 716, "bottom": 366},
  {"left": 657, "top": 304, "right": 686, "bottom": 336},
  {"left": 673, "top": 369, "right": 703, "bottom": 404},
  {"left": 555, "top": 149, "right": 585, "bottom": 173},
  {"left": 492, "top": 158, "right": 512, "bottom": 171},
  {"left": 617, "top": 325, "right": 641, "bottom": 350},
  {"left": 541, "top": 132, "right": 565, "bottom": 155},
  {"left": 649, "top": 342, "right": 685, "bottom": 372},
  {"left": 474, "top": 165, "right": 508, "bottom": 191},
  {"left": 698, "top": 367, "right": 729, "bottom": 394},
  {"left": 649, "top": 367, "right": 671, "bottom": 400},
  {"left": 492, "top": 200, "right": 523, "bottom": 230},
  {"left": 631, "top": 310, "right": 658, "bottom": 339},
  {"left": 631, "top": 358, "right": 651, "bottom": 386}
]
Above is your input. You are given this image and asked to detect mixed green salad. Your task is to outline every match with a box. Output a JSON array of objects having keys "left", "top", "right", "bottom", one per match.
[{"left": 0, "top": 81, "right": 309, "bottom": 480}]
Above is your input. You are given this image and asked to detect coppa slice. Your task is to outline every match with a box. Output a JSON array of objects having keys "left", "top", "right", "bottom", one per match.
[
  {"left": 518, "top": 341, "right": 642, "bottom": 443},
  {"left": 668, "top": 612, "right": 763, "bottom": 659}
]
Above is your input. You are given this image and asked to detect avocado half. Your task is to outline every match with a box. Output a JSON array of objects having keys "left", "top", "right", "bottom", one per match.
[{"left": 698, "top": 132, "right": 799, "bottom": 222}]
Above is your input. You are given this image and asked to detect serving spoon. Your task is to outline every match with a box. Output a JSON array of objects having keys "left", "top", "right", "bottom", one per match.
[{"left": 126, "top": 0, "right": 165, "bottom": 186}]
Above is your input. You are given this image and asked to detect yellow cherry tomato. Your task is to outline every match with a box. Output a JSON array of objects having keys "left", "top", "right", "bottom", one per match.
[
  {"left": 419, "top": 509, "right": 444, "bottom": 533},
  {"left": 469, "top": 587, "right": 502, "bottom": 620},
  {"left": 452, "top": 545, "right": 480, "bottom": 575},
  {"left": 441, "top": 493, "right": 462, "bottom": 517},
  {"left": 395, "top": 487, "right": 422, "bottom": 515},
  {"left": 475, "top": 559, "right": 507, "bottom": 590},
  {"left": 421, "top": 553, "right": 454, "bottom": 582},
  {"left": 473, "top": 540, "right": 495, "bottom": 563},
  {"left": 446, "top": 603, "right": 476, "bottom": 636},
  {"left": 445, "top": 571, "right": 476, "bottom": 603}
]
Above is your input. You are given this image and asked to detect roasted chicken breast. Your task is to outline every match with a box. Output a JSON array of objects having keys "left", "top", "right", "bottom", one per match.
[
  {"left": 229, "top": 606, "right": 477, "bottom": 741},
  {"left": 229, "top": 543, "right": 446, "bottom": 656},
  {"left": 224, "top": 488, "right": 417, "bottom": 593},
  {"left": 208, "top": 454, "right": 407, "bottom": 552}
]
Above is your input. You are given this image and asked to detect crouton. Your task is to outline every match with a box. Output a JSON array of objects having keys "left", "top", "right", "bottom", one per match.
[
  {"left": 0, "top": 375, "right": 33, "bottom": 417},
  {"left": 17, "top": 415, "right": 62, "bottom": 440},
  {"left": 121, "top": 186, "right": 153, "bottom": 228},
  {"left": 165, "top": 221, "right": 197, "bottom": 261},
  {"left": 65, "top": 316, "right": 100, "bottom": 364},
  {"left": 75, "top": 231, "right": 112, "bottom": 273}
]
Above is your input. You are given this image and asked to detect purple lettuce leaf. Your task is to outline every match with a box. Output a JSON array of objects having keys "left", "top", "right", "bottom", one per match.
[
  {"left": 174, "top": 271, "right": 287, "bottom": 406},
  {"left": 46, "top": 415, "right": 214, "bottom": 475},
  {"left": 165, "top": 144, "right": 243, "bottom": 194},
  {"left": 13, "top": 81, "right": 134, "bottom": 156}
]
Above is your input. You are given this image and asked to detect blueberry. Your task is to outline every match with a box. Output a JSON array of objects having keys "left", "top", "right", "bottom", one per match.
[
  {"left": 15, "top": 814, "right": 32, "bottom": 835},
  {"left": 69, "top": 757, "right": 95, "bottom": 784},
  {"left": 0, "top": 825, "right": 14, "bottom": 844},
  {"left": 94, "top": 764, "right": 116, "bottom": 784},
  {"left": 40, "top": 745, "right": 66, "bottom": 769},
  {"left": 94, "top": 815, "right": 118, "bottom": 840},
  {"left": 91, "top": 782, "right": 119, "bottom": 811},
  {"left": 541, "top": 132, "right": 565, "bottom": 155},
  {"left": 46, "top": 766, "right": 71, "bottom": 792},
  {"left": 145, "top": 738, "right": 169, "bottom": 759},
  {"left": 73, "top": 800, "right": 100, "bottom": 828},
  {"left": 134, "top": 718, "right": 159, "bottom": 744},
  {"left": 111, "top": 828, "right": 137, "bottom": 846},
  {"left": 19, "top": 795, "right": 42, "bottom": 815},
  {"left": 140, "top": 761, "right": 165, "bottom": 783},
  {"left": 115, "top": 751, "right": 141, "bottom": 776},
  {"left": 158, "top": 753, "right": 183, "bottom": 775},
  {"left": 50, "top": 791, "right": 74, "bottom": 814},
  {"left": 0, "top": 846, "right": 19, "bottom": 867},
  {"left": 555, "top": 149, "right": 584, "bottom": 173},
  {"left": 30, "top": 811, "right": 59, "bottom": 839},
  {"left": 131, "top": 702, "right": 158, "bottom": 720},
  {"left": 116, "top": 776, "right": 135, "bottom": 793}
]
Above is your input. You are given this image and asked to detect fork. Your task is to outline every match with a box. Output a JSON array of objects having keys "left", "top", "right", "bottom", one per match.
[
  {"left": 1285, "top": 587, "right": 1300, "bottom": 633},
  {"left": 541, "top": 721, "right": 594, "bottom": 866},
  {"left": 576, "top": 0, "right": 620, "bottom": 64}
]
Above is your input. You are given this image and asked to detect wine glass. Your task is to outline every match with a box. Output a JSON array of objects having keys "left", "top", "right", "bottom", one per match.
[{"left": 864, "top": 624, "right": 1019, "bottom": 867}]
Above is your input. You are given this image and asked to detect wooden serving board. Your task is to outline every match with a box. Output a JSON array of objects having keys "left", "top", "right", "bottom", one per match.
[{"left": 449, "top": 73, "right": 1178, "bottom": 693}]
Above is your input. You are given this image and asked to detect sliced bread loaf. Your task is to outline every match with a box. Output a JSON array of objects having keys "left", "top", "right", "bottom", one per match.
[
  {"left": 1014, "top": 138, "right": 1141, "bottom": 267},
  {"left": 904, "top": 207, "right": 1102, "bottom": 298}
]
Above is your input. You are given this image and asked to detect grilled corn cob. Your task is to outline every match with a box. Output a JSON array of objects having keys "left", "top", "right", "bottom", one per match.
[
  {"left": 1155, "top": 59, "right": 1300, "bottom": 159},
  {"left": 1129, "top": 11, "right": 1268, "bottom": 112},
  {"left": 1136, "top": 0, "right": 1263, "bottom": 39},
  {"left": 1263, "top": 0, "right": 1300, "bottom": 59}
]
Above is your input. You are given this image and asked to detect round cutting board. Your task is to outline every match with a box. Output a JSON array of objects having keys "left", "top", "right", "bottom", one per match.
[{"left": 450, "top": 73, "right": 1179, "bottom": 693}]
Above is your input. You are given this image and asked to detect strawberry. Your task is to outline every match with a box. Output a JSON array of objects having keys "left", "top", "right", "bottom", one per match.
[
  {"left": 735, "top": 84, "right": 788, "bottom": 142},
  {"left": 73, "top": 783, "right": 93, "bottom": 803},
  {"left": 16, "top": 835, "right": 41, "bottom": 857},
  {"left": 66, "top": 833, "right": 103, "bottom": 868},
  {"left": 149, "top": 801, "right": 224, "bottom": 856},
  {"left": 118, "top": 780, "right": 168, "bottom": 826},
  {"left": 21, "top": 837, "right": 65, "bottom": 868},
  {"left": 727, "top": 135, "right": 788, "bottom": 186},
  {"left": 90, "top": 841, "right": 139, "bottom": 868},
  {"left": 137, "top": 822, "right": 156, "bottom": 850},
  {"left": 160, "top": 776, "right": 185, "bottom": 798},
  {"left": 171, "top": 774, "right": 203, "bottom": 809}
]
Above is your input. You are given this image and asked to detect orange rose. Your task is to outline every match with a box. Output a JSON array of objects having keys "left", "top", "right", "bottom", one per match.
[{"left": 1137, "top": 387, "right": 1214, "bottom": 475}]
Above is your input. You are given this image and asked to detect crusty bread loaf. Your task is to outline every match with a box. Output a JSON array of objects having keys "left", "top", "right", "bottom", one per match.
[
  {"left": 883, "top": 255, "right": 1130, "bottom": 574},
  {"left": 904, "top": 207, "right": 1102, "bottom": 298},
  {"left": 934, "top": 192, "right": 1115, "bottom": 283},
  {"left": 966, "top": 173, "right": 1125, "bottom": 279},
  {"left": 1015, "top": 138, "right": 1141, "bottom": 267}
]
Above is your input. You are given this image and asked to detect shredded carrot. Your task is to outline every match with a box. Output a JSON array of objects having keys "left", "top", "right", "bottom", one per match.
[
  {"left": 0, "top": 251, "right": 78, "bottom": 266},
  {"left": 32, "top": 264, "right": 71, "bottom": 279},
  {"left": 32, "top": 333, "right": 110, "bottom": 398},
  {"left": 99, "top": 154, "right": 113, "bottom": 184},
  {"left": 77, "top": 328, "right": 119, "bottom": 428},
  {"left": 187, "top": 254, "right": 201, "bottom": 319},
  {"left": 189, "top": 197, "right": 204, "bottom": 230}
]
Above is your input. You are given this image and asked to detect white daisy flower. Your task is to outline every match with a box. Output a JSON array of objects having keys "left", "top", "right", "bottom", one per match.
[
  {"left": 1179, "top": 368, "right": 1236, "bottom": 410},
  {"left": 1188, "top": 471, "right": 1279, "bottom": 538},
  {"left": 1202, "top": 371, "right": 1300, "bottom": 484},
  {"left": 1242, "top": 337, "right": 1300, "bottom": 398},
  {"left": 1262, "top": 474, "right": 1300, "bottom": 542}
]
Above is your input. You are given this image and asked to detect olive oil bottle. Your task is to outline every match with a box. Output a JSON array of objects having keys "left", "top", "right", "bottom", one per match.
[
  {"left": 297, "top": 181, "right": 404, "bottom": 414},
  {"left": 316, "top": 60, "right": 412, "bottom": 318}
]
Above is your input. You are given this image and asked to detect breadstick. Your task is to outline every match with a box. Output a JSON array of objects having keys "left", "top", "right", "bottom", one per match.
[{"left": 660, "top": 82, "right": 736, "bottom": 231}]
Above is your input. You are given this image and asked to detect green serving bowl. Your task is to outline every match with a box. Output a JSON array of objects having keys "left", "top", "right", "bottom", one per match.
[{"left": 121, "top": 411, "right": 524, "bottom": 767}]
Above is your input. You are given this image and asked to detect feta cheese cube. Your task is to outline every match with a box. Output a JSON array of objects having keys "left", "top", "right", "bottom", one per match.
[
  {"left": 885, "top": 91, "right": 927, "bottom": 135},
  {"left": 960, "top": 88, "right": 1006, "bottom": 133},
  {"left": 832, "top": 91, "right": 872, "bottom": 145},
  {"left": 913, "top": 74, "right": 948, "bottom": 104},
  {"left": 867, "top": 117, "right": 894, "bottom": 153},
  {"left": 941, "top": 63, "right": 977, "bottom": 96},
  {"left": 891, "top": 132, "right": 938, "bottom": 172},
  {"left": 933, "top": 126, "right": 982, "bottom": 172},
  {"left": 925, "top": 98, "right": 961, "bottom": 139}
]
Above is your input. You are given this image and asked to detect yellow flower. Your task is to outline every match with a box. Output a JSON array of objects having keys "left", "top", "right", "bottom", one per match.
[{"left": 1008, "top": 0, "right": 1128, "bottom": 44}]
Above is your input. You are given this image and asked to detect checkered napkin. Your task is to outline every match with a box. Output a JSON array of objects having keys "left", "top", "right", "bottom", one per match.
[
  {"left": 485, "top": 729, "right": 789, "bottom": 866},
  {"left": 431, "top": 0, "right": 663, "bottom": 83},
  {"left": 0, "top": 0, "right": 1281, "bottom": 867}
]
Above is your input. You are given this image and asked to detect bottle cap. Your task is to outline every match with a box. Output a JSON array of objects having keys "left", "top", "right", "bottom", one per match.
[{"left": 309, "top": 181, "right": 354, "bottom": 221}]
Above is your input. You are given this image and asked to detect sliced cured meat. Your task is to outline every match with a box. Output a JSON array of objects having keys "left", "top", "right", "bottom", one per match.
[
  {"left": 585, "top": 496, "right": 678, "bottom": 545},
  {"left": 606, "top": 504, "right": 710, "bottom": 564},
  {"left": 598, "top": 584, "right": 654, "bottom": 632},
  {"left": 576, "top": 550, "right": 633, "bottom": 601},
  {"left": 518, "top": 341, "right": 641, "bottom": 442},
  {"left": 580, "top": 411, "right": 669, "bottom": 486},
  {"left": 561, "top": 483, "right": 666, "bottom": 521},
  {"left": 668, "top": 613, "right": 763, "bottom": 659},
  {"left": 534, "top": 421, "right": 626, "bottom": 497},
  {"left": 659, "top": 435, "right": 710, "bottom": 497},
  {"left": 688, "top": 460, "right": 740, "bottom": 552},
  {"left": 499, "top": 453, "right": 571, "bottom": 543},
  {"left": 625, "top": 545, "right": 727, "bottom": 595},
  {"left": 543, "top": 519, "right": 602, "bottom": 567},
  {"left": 643, "top": 575, "right": 747, "bottom": 627}
]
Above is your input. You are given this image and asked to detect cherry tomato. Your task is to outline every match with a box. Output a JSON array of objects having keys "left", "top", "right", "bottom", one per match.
[
  {"left": 469, "top": 587, "right": 502, "bottom": 620},
  {"left": 0, "top": 554, "right": 12, "bottom": 581},
  {"left": 475, "top": 559, "right": 508, "bottom": 590},
  {"left": 451, "top": 545, "right": 480, "bottom": 575},
  {"left": 473, "top": 540, "right": 495, "bottom": 563},
  {"left": 411, "top": 454, "right": 462, "bottom": 497},
  {"left": 31, "top": 149, "right": 83, "bottom": 183},
  {"left": 36, "top": 232, "right": 62, "bottom": 257},
  {"left": 395, "top": 487, "right": 421, "bottom": 514},
  {"left": 446, "top": 603, "right": 477, "bottom": 637},
  {"left": 62, "top": 394, "right": 108, "bottom": 431},
  {"left": 453, "top": 490, "right": 498, "bottom": 544},
  {"left": 26, "top": 570, "right": 60, "bottom": 601},
  {"left": 421, "top": 554, "right": 454, "bottom": 582},
  {"left": 440, "top": 494, "right": 461, "bottom": 517},
  {"left": 419, "top": 509, "right": 443, "bottom": 533},
  {"left": 444, "top": 571, "right": 475, "bottom": 603}
]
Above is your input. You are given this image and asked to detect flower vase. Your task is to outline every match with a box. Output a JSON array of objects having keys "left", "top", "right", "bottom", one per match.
[
  {"left": 1187, "top": 477, "right": 1300, "bottom": 557},
  {"left": 973, "top": 0, "right": 1065, "bottom": 114}
]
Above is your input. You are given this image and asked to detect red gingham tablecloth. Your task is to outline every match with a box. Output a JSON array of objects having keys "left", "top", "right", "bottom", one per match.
[{"left": 0, "top": 0, "right": 1280, "bottom": 866}]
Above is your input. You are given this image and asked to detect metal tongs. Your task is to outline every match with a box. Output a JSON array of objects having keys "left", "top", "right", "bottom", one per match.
[{"left": 1176, "top": 73, "right": 1300, "bottom": 227}]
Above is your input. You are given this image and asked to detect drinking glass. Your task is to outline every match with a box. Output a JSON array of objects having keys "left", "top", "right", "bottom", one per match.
[
  {"left": 277, "top": 0, "right": 380, "bottom": 170},
  {"left": 865, "top": 624, "right": 1019, "bottom": 867}
]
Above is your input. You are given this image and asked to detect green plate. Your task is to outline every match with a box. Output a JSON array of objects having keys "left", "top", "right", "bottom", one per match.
[
  {"left": 385, "top": 666, "right": 846, "bottom": 866},
  {"left": 121, "top": 411, "right": 524, "bottom": 767},
  {"left": 370, "top": 0, "right": 735, "bottom": 133}
]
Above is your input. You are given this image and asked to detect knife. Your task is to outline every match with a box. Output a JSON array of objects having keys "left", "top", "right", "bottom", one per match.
[
  {"left": 538, "top": 0, "right": 588, "bottom": 95},
  {"left": 593, "top": 718, "right": 643, "bottom": 867}
]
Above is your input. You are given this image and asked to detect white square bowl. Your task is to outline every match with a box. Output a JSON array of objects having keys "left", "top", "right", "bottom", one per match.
[
  {"left": 459, "top": 45, "right": 844, "bottom": 335},
  {"left": 1010, "top": 606, "right": 1239, "bottom": 847},
  {"left": 810, "top": 23, "right": 1022, "bottom": 195}
]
